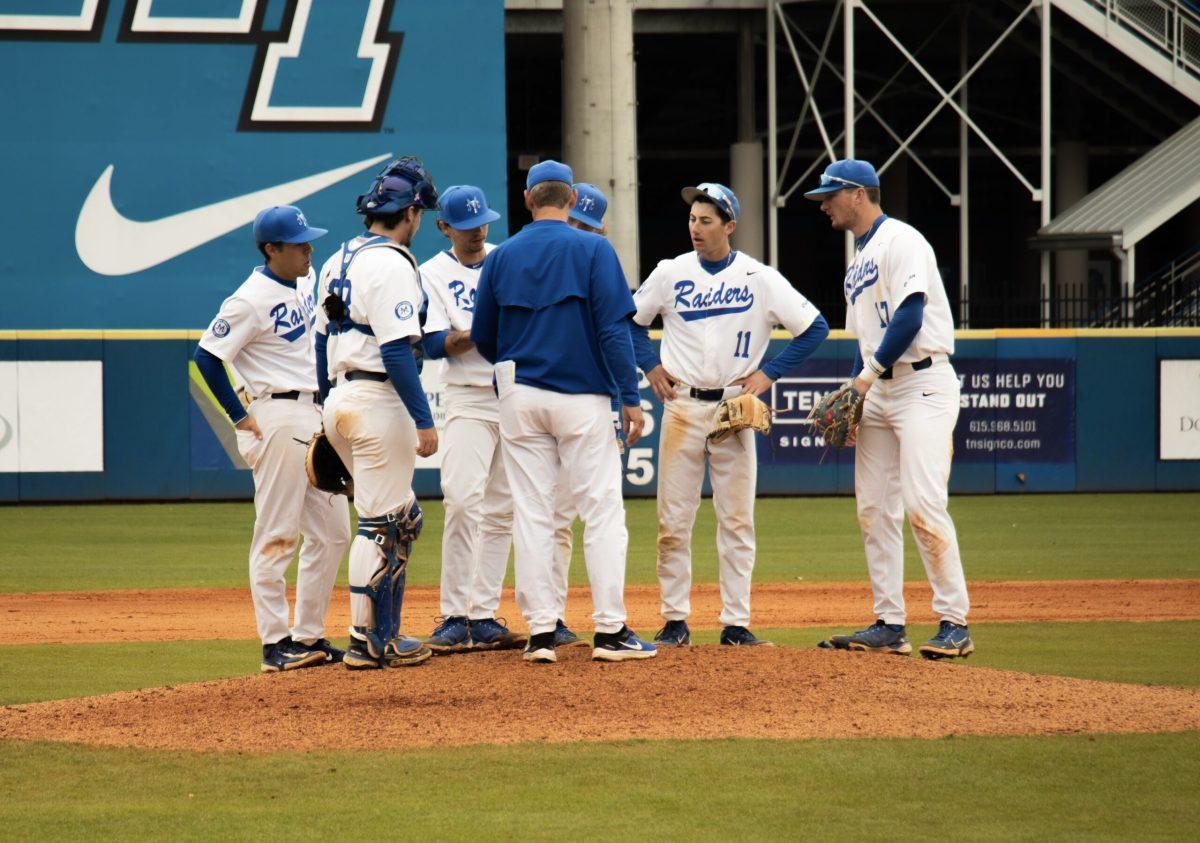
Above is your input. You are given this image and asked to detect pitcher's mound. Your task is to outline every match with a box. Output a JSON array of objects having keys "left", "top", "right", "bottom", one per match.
[{"left": 3, "top": 647, "right": 1198, "bottom": 753}]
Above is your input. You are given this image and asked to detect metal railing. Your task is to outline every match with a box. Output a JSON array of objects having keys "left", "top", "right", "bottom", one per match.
[{"left": 1080, "top": 0, "right": 1200, "bottom": 79}]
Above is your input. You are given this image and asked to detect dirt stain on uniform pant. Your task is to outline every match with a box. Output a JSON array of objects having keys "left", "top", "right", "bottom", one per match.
[
  {"left": 260, "top": 537, "right": 296, "bottom": 559},
  {"left": 908, "top": 511, "right": 950, "bottom": 570}
]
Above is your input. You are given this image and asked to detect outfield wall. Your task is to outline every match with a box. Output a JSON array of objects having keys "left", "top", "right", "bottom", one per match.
[{"left": 1, "top": 330, "right": 1197, "bottom": 502}]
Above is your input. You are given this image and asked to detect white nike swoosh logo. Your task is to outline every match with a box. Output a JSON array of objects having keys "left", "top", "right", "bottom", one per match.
[{"left": 75, "top": 152, "right": 392, "bottom": 276}]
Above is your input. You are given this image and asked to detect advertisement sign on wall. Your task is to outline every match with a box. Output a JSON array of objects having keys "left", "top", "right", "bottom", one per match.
[
  {"left": 0, "top": 0, "right": 507, "bottom": 330},
  {"left": 1160, "top": 359, "right": 1200, "bottom": 460}
]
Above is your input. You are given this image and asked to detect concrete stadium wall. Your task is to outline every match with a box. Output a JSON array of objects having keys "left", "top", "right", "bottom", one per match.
[{"left": 1, "top": 329, "right": 1197, "bottom": 502}]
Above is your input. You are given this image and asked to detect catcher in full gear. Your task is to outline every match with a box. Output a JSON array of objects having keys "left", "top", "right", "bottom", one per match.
[
  {"left": 628, "top": 181, "right": 830, "bottom": 648},
  {"left": 312, "top": 155, "right": 440, "bottom": 669}
]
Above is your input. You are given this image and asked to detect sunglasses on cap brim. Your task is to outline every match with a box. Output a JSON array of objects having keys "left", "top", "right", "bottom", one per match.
[
  {"left": 818, "top": 174, "right": 866, "bottom": 190},
  {"left": 695, "top": 183, "right": 736, "bottom": 218}
]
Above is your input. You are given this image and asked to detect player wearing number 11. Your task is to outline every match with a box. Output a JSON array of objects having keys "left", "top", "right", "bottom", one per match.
[{"left": 630, "top": 182, "right": 829, "bottom": 647}]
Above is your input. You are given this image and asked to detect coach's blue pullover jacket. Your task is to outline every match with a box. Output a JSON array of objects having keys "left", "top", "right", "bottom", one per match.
[{"left": 471, "top": 219, "right": 639, "bottom": 407}]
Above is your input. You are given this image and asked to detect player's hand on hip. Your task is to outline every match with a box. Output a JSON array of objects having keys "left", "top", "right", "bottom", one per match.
[
  {"left": 735, "top": 369, "right": 774, "bottom": 397},
  {"left": 416, "top": 426, "right": 438, "bottom": 458},
  {"left": 852, "top": 374, "right": 871, "bottom": 396},
  {"left": 646, "top": 364, "right": 679, "bottom": 402},
  {"left": 622, "top": 404, "right": 646, "bottom": 447},
  {"left": 235, "top": 414, "right": 263, "bottom": 440}
]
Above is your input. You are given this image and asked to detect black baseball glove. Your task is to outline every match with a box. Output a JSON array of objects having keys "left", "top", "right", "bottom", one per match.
[
  {"left": 807, "top": 381, "right": 864, "bottom": 447},
  {"left": 305, "top": 431, "right": 353, "bottom": 495}
]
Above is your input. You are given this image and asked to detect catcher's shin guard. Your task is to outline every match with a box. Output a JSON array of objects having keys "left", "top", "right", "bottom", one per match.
[{"left": 348, "top": 499, "right": 424, "bottom": 657}]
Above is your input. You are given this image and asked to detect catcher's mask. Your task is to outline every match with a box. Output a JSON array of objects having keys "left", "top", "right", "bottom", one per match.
[{"left": 356, "top": 156, "right": 439, "bottom": 216}]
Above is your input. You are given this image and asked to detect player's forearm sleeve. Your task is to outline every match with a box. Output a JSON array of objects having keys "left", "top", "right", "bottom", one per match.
[
  {"left": 629, "top": 320, "right": 660, "bottom": 373},
  {"left": 380, "top": 339, "right": 435, "bottom": 429},
  {"left": 314, "top": 331, "right": 332, "bottom": 403},
  {"left": 470, "top": 264, "right": 499, "bottom": 363},
  {"left": 761, "top": 314, "right": 829, "bottom": 380},
  {"left": 422, "top": 330, "right": 449, "bottom": 361},
  {"left": 872, "top": 293, "right": 925, "bottom": 369},
  {"left": 597, "top": 321, "right": 641, "bottom": 407},
  {"left": 193, "top": 345, "right": 248, "bottom": 425}
]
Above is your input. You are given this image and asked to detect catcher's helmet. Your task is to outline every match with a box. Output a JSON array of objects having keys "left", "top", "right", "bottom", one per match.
[{"left": 356, "top": 156, "right": 439, "bottom": 215}]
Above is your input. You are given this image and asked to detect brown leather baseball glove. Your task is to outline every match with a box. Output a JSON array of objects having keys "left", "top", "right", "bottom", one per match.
[{"left": 708, "top": 393, "right": 773, "bottom": 445}]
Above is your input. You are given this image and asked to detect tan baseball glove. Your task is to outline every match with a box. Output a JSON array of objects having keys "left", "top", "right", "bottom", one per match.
[
  {"left": 708, "top": 393, "right": 773, "bottom": 445},
  {"left": 807, "top": 381, "right": 864, "bottom": 447}
]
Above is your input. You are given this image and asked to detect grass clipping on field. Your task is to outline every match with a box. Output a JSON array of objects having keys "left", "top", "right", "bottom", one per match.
[{"left": 2, "top": 647, "right": 1199, "bottom": 753}]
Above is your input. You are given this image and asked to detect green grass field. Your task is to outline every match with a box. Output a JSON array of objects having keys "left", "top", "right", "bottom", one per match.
[
  {"left": 1, "top": 494, "right": 1197, "bottom": 838},
  {"left": 1, "top": 493, "right": 1197, "bottom": 592}
]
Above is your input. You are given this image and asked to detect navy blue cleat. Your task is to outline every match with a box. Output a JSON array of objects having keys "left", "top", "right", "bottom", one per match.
[
  {"left": 424, "top": 615, "right": 472, "bottom": 654},
  {"left": 593, "top": 626, "right": 657, "bottom": 662},
  {"left": 261, "top": 637, "right": 326, "bottom": 673},
  {"left": 554, "top": 618, "right": 588, "bottom": 648},
  {"left": 523, "top": 631, "right": 557, "bottom": 664},
  {"left": 828, "top": 620, "right": 912, "bottom": 655},
  {"left": 343, "top": 634, "right": 431, "bottom": 669},
  {"left": 919, "top": 621, "right": 975, "bottom": 660},
  {"left": 654, "top": 619, "right": 691, "bottom": 647},
  {"left": 382, "top": 635, "right": 432, "bottom": 667},
  {"left": 469, "top": 617, "right": 527, "bottom": 651},
  {"left": 720, "top": 626, "right": 773, "bottom": 646},
  {"left": 302, "top": 638, "right": 345, "bottom": 664}
]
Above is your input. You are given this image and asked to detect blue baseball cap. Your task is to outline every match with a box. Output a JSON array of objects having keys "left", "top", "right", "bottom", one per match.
[
  {"left": 681, "top": 183, "right": 740, "bottom": 222},
  {"left": 526, "top": 159, "right": 574, "bottom": 189},
  {"left": 253, "top": 205, "right": 327, "bottom": 244},
  {"left": 437, "top": 185, "right": 501, "bottom": 230},
  {"left": 569, "top": 183, "right": 608, "bottom": 229},
  {"left": 803, "top": 159, "right": 880, "bottom": 199}
]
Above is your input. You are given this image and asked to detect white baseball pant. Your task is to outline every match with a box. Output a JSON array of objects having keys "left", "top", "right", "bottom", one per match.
[
  {"left": 552, "top": 474, "right": 577, "bottom": 618},
  {"left": 322, "top": 380, "right": 419, "bottom": 633},
  {"left": 236, "top": 394, "right": 350, "bottom": 646},
  {"left": 498, "top": 382, "right": 629, "bottom": 636},
  {"left": 656, "top": 393, "right": 758, "bottom": 628},
  {"left": 438, "top": 385, "right": 514, "bottom": 620},
  {"left": 854, "top": 360, "right": 970, "bottom": 626}
]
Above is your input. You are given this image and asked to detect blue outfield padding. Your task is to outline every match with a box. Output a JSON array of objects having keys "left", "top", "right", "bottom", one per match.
[{"left": 0, "top": 331, "right": 1198, "bottom": 500}]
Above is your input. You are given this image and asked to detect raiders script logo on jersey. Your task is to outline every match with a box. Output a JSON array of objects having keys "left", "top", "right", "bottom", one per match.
[
  {"left": 846, "top": 259, "right": 880, "bottom": 305},
  {"left": 448, "top": 280, "right": 476, "bottom": 313},
  {"left": 270, "top": 302, "right": 308, "bottom": 343},
  {"left": 672, "top": 280, "right": 755, "bottom": 322}
]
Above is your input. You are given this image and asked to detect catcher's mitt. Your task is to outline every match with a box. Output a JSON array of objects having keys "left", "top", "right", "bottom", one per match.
[
  {"left": 708, "top": 393, "right": 773, "bottom": 445},
  {"left": 807, "top": 381, "right": 864, "bottom": 447},
  {"left": 305, "top": 431, "right": 353, "bottom": 495}
]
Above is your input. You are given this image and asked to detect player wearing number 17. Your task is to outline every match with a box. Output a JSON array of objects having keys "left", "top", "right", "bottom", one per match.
[
  {"left": 804, "top": 159, "right": 973, "bottom": 659},
  {"left": 630, "top": 183, "right": 829, "bottom": 648}
]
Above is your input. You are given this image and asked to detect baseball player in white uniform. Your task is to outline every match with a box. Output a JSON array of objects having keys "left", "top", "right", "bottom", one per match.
[
  {"left": 313, "top": 156, "right": 440, "bottom": 670},
  {"left": 194, "top": 205, "right": 351, "bottom": 673},
  {"left": 630, "top": 183, "right": 829, "bottom": 648},
  {"left": 804, "top": 159, "right": 973, "bottom": 659},
  {"left": 419, "top": 184, "right": 528, "bottom": 654}
]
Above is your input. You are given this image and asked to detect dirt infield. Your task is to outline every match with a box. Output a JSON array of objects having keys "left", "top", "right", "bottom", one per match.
[
  {"left": 2, "top": 646, "right": 1197, "bottom": 753},
  {"left": 2, "top": 579, "right": 1197, "bottom": 645}
]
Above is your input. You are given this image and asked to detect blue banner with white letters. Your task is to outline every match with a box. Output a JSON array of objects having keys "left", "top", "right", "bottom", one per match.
[{"left": 0, "top": 0, "right": 506, "bottom": 329}]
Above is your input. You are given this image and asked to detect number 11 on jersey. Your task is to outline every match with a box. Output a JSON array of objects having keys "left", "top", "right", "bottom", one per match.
[{"left": 733, "top": 330, "right": 751, "bottom": 358}]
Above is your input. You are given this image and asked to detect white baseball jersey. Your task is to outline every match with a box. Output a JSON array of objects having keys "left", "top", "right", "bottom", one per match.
[
  {"left": 199, "top": 267, "right": 318, "bottom": 397},
  {"left": 421, "top": 245, "right": 496, "bottom": 387},
  {"left": 843, "top": 216, "right": 955, "bottom": 363},
  {"left": 315, "top": 235, "right": 424, "bottom": 379},
  {"left": 632, "top": 250, "right": 819, "bottom": 388}
]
